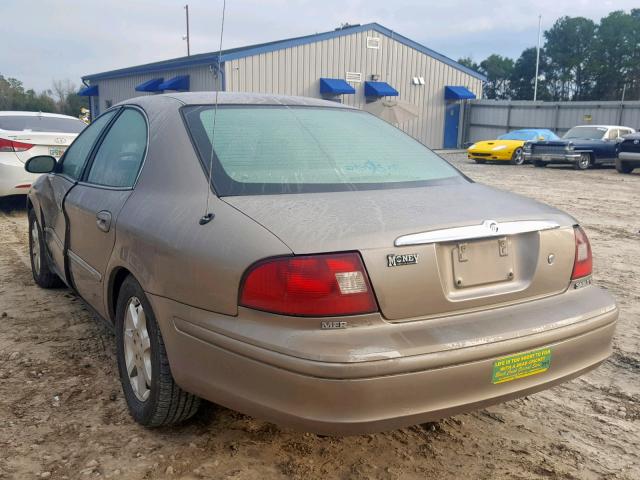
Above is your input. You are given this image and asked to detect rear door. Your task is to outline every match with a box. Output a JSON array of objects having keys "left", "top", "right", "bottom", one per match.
[
  {"left": 37, "top": 110, "right": 119, "bottom": 281},
  {"left": 64, "top": 107, "right": 148, "bottom": 315}
]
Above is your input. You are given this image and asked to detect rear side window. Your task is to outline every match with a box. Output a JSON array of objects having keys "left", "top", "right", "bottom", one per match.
[
  {"left": 0, "top": 115, "right": 86, "bottom": 133},
  {"left": 184, "top": 106, "right": 463, "bottom": 195},
  {"left": 60, "top": 110, "right": 118, "bottom": 180},
  {"left": 606, "top": 129, "right": 619, "bottom": 140},
  {"left": 86, "top": 108, "right": 147, "bottom": 188}
]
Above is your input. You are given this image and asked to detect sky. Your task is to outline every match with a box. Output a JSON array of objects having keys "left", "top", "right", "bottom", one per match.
[{"left": 1, "top": 0, "right": 636, "bottom": 92}]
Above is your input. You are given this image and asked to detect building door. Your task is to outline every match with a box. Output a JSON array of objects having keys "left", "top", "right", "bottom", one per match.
[{"left": 443, "top": 102, "right": 460, "bottom": 148}]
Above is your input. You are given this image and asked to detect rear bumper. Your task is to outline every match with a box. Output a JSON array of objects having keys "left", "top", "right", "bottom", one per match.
[
  {"left": 149, "top": 286, "right": 617, "bottom": 435},
  {"left": 618, "top": 151, "right": 640, "bottom": 165},
  {"left": 0, "top": 156, "right": 38, "bottom": 197},
  {"left": 524, "top": 152, "right": 582, "bottom": 164}
]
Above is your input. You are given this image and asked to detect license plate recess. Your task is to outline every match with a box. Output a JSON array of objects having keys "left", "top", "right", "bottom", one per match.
[{"left": 452, "top": 237, "right": 513, "bottom": 288}]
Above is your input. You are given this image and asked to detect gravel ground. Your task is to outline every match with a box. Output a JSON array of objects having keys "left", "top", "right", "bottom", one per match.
[{"left": 0, "top": 153, "right": 638, "bottom": 480}]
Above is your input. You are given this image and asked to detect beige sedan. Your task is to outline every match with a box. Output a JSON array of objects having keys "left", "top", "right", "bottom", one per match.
[{"left": 23, "top": 93, "right": 617, "bottom": 435}]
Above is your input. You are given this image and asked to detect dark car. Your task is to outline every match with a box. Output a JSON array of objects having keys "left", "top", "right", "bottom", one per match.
[
  {"left": 524, "top": 125, "right": 635, "bottom": 170},
  {"left": 616, "top": 133, "right": 640, "bottom": 174}
]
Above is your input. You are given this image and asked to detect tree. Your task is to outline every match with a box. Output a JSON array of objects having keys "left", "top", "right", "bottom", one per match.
[
  {"left": 0, "top": 74, "right": 87, "bottom": 116},
  {"left": 544, "top": 16, "right": 596, "bottom": 100},
  {"left": 51, "top": 78, "right": 88, "bottom": 116},
  {"left": 479, "top": 54, "right": 514, "bottom": 99},
  {"left": 509, "top": 47, "right": 550, "bottom": 100},
  {"left": 589, "top": 10, "right": 640, "bottom": 100},
  {"left": 457, "top": 57, "right": 481, "bottom": 73}
]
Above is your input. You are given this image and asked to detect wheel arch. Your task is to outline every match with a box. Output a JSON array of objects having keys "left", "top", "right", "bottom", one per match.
[{"left": 107, "top": 266, "right": 134, "bottom": 323}]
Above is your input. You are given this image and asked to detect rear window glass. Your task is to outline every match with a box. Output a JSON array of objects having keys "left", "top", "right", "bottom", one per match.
[
  {"left": 183, "top": 106, "right": 463, "bottom": 195},
  {"left": 0, "top": 115, "right": 86, "bottom": 133}
]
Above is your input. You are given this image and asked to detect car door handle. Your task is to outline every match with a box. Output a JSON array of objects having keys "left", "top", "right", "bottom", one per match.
[{"left": 96, "top": 211, "right": 112, "bottom": 233}]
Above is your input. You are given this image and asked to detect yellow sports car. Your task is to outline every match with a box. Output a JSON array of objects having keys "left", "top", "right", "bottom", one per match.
[{"left": 468, "top": 129, "right": 559, "bottom": 165}]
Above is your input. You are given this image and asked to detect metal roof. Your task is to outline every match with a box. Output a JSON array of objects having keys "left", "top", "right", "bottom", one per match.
[{"left": 83, "top": 23, "right": 486, "bottom": 82}]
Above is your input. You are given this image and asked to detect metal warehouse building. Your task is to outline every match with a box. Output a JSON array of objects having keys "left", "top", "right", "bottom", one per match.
[{"left": 80, "top": 23, "right": 485, "bottom": 148}]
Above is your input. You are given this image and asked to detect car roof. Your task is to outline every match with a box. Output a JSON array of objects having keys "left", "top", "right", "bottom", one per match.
[
  {"left": 571, "top": 125, "right": 633, "bottom": 129},
  {"left": 508, "top": 129, "right": 553, "bottom": 133},
  {"left": 125, "top": 91, "right": 357, "bottom": 109},
  {"left": 0, "top": 111, "right": 80, "bottom": 120}
]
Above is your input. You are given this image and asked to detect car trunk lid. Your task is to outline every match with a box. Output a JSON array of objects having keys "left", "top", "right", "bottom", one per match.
[
  {"left": 224, "top": 183, "right": 577, "bottom": 320},
  {"left": 4, "top": 131, "right": 77, "bottom": 163}
]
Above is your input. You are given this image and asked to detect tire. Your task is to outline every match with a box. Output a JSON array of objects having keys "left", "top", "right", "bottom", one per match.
[
  {"left": 115, "top": 275, "right": 200, "bottom": 426},
  {"left": 574, "top": 153, "right": 591, "bottom": 170},
  {"left": 533, "top": 160, "right": 546, "bottom": 168},
  {"left": 510, "top": 148, "right": 525, "bottom": 165},
  {"left": 615, "top": 159, "right": 634, "bottom": 174},
  {"left": 474, "top": 159, "right": 486, "bottom": 164},
  {"left": 28, "top": 209, "right": 63, "bottom": 288}
]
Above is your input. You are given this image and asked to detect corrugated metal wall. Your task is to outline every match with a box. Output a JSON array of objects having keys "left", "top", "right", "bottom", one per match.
[
  {"left": 224, "top": 28, "right": 483, "bottom": 148},
  {"left": 94, "top": 66, "right": 219, "bottom": 114},
  {"left": 465, "top": 100, "right": 640, "bottom": 143},
  {"left": 91, "top": 28, "right": 482, "bottom": 148}
]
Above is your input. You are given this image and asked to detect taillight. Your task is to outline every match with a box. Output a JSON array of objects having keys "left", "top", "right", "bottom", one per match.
[
  {"left": 571, "top": 226, "right": 592, "bottom": 280},
  {"left": 240, "top": 253, "right": 378, "bottom": 317},
  {"left": 0, "top": 138, "right": 34, "bottom": 152}
]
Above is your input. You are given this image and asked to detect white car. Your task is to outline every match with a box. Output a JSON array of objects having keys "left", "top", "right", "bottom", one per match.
[{"left": 0, "top": 111, "right": 86, "bottom": 197}]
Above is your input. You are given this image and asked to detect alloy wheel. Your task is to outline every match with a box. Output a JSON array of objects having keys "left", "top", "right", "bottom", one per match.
[
  {"left": 513, "top": 148, "right": 524, "bottom": 165},
  {"left": 123, "top": 297, "right": 152, "bottom": 401},
  {"left": 31, "top": 221, "right": 41, "bottom": 275},
  {"left": 577, "top": 154, "right": 590, "bottom": 170}
]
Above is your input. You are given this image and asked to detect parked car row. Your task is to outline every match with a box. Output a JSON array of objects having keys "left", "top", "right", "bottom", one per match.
[{"left": 468, "top": 125, "right": 639, "bottom": 173}]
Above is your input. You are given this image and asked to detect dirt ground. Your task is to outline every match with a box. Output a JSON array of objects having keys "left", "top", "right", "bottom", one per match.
[{"left": 0, "top": 153, "right": 638, "bottom": 480}]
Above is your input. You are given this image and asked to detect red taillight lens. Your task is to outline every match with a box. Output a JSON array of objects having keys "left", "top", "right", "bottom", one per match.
[
  {"left": 571, "top": 226, "right": 592, "bottom": 280},
  {"left": 0, "top": 138, "right": 34, "bottom": 152},
  {"left": 240, "top": 253, "right": 378, "bottom": 317}
]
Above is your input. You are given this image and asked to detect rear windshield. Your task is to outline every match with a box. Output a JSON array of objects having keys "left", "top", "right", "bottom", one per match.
[
  {"left": 183, "top": 106, "right": 464, "bottom": 196},
  {"left": 563, "top": 126, "right": 607, "bottom": 140},
  {"left": 0, "top": 115, "right": 86, "bottom": 133}
]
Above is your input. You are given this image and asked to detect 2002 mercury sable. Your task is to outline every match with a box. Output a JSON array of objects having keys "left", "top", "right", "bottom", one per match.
[{"left": 24, "top": 93, "right": 617, "bottom": 435}]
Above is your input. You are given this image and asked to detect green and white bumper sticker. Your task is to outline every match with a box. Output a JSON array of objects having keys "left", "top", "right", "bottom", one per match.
[{"left": 492, "top": 347, "right": 552, "bottom": 384}]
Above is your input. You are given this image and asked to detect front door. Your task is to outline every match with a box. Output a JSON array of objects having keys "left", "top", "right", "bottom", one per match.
[
  {"left": 37, "top": 109, "right": 119, "bottom": 282},
  {"left": 65, "top": 107, "right": 148, "bottom": 316},
  {"left": 444, "top": 102, "right": 460, "bottom": 148}
]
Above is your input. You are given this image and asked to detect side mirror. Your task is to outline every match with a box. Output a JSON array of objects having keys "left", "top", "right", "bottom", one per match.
[
  {"left": 25, "top": 155, "right": 56, "bottom": 174},
  {"left": 537, "top": 136, "right": 545, "bottom": 141}
]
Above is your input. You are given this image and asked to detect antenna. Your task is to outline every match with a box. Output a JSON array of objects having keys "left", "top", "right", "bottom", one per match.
[
  {"left": 199, "top": 0, "right": 226, "bottom": 226},
  {"left": 184, "top": 4, "right": 191, "bottom": 56}
]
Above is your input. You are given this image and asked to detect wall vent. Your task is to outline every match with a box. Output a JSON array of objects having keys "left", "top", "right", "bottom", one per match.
[
  {"left": 366, "top": 37, "right": 381, "bottom": 49},
  {"left": 346, "top": 71, "right": 362, "bottom": 83}
]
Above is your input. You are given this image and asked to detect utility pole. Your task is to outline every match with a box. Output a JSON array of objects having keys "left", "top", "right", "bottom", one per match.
[
  {"left": 184, "top": 4, "right": 191, "bottom": 56},
  {"left": 533, "top": 14, "right": 541, "bottom": 101}
]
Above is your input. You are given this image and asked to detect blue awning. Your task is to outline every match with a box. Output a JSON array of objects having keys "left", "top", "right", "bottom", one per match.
[
  {"left": 78, "top": 85, "right": 98, "bottom": 96},
  {"left": 158, "top": 75, "right": 189, "bottom": 91},
  {"left": 445, "top": 86, "right": 476, "bottom": 100},
  {"left": 320, "top": 78, "right": 356, "bottom": 95},
  {"left": 364, "top": 81, "right": 398, "bottom": 97},
  {"left": 135, "top": 78, "right": 164, "bottom": 92}
]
